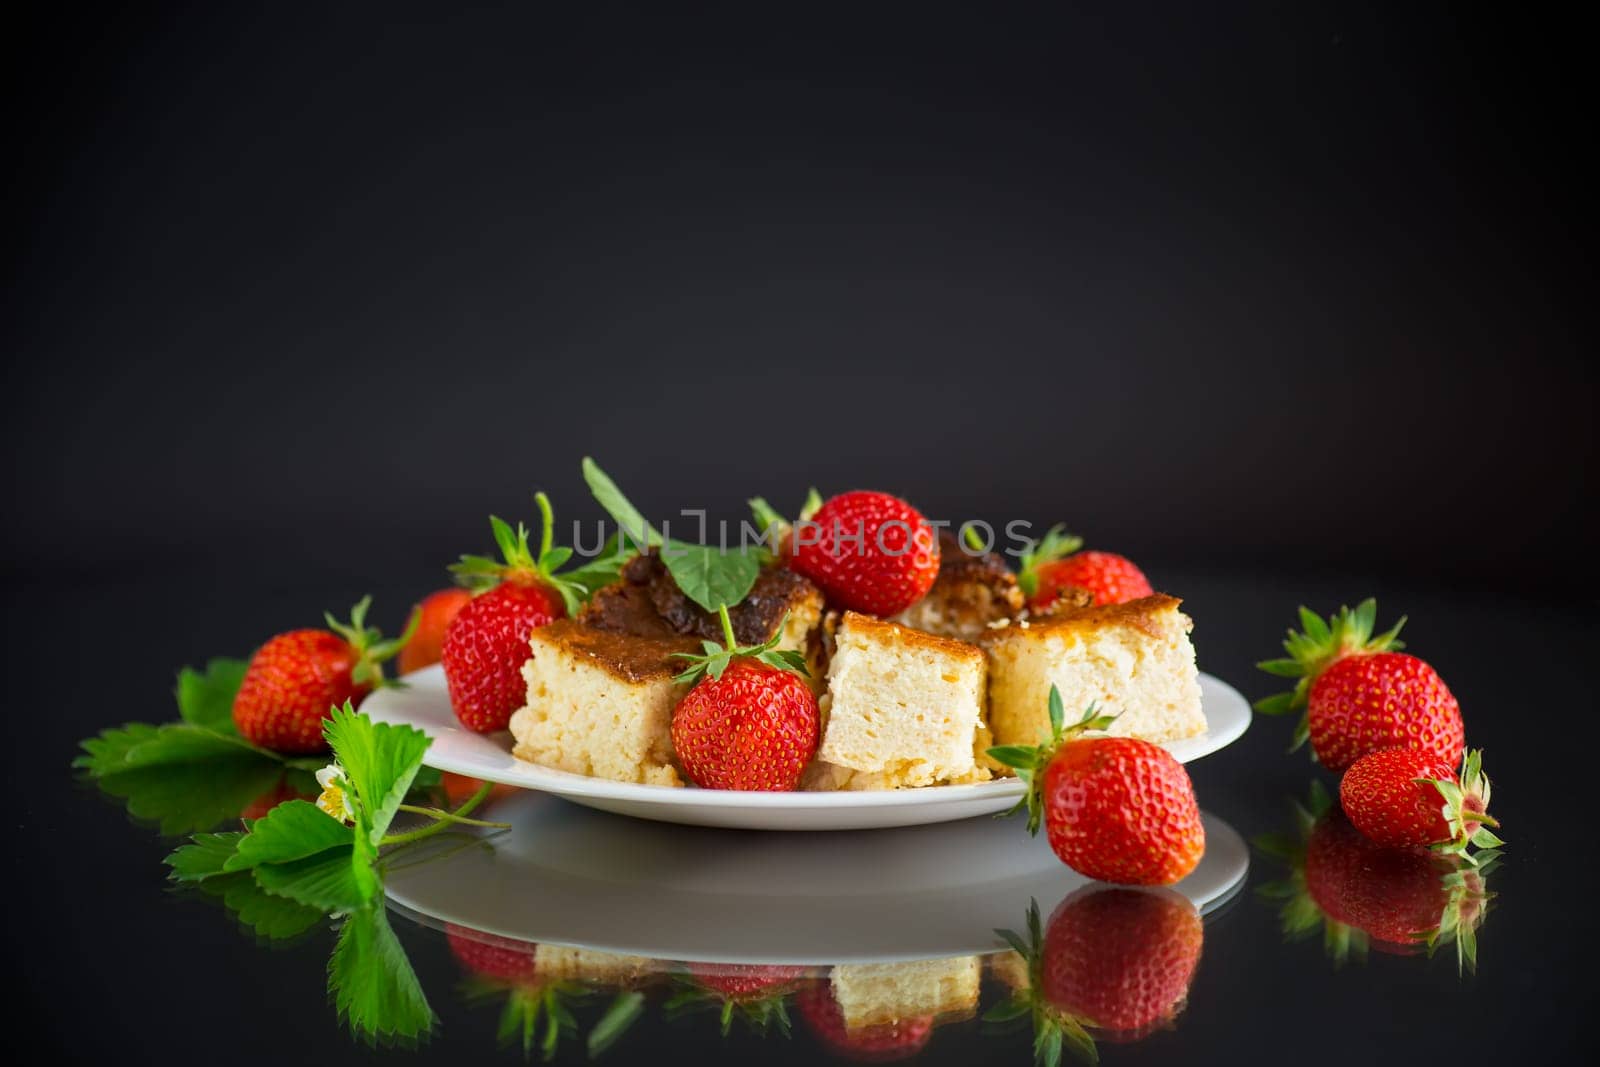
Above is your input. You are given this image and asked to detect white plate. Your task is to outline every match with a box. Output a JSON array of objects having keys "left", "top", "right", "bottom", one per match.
[
  {"left": 385, "top": 793, "right": 1250, "bottom": 964},
  {"left": 364, "top": 665, "right": 1250, "bottom": 831}
]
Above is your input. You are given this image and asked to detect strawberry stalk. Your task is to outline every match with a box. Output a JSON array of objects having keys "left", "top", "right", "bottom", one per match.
[
  {"left": 378, "top": 780, "right": 508, "bottom": 848},
  {"left": 1015, "top": 524, "right": 1085, "bottom": 598},
  {"left": 450, "top": 491, "right": 622, "bottom": 616},
  {"left": 324, "top": 595, "right": 420, "bottom": 688},
  {"left": 1254, "top": 599, "right": 1407, "bottom": 750},
  {"left": 670, "top": 604, "right": 810, "bottom": 685},
  {"left": 987, "top": 684, "right": 1119, "bottom": 834}
]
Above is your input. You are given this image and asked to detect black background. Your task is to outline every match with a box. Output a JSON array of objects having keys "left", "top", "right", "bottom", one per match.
[
  {"left": 4, "top": 3, "right": 1594, "bottom": 1064},
  {"left": 5, "top": 1, "right": 1592, "bottom": 592}
]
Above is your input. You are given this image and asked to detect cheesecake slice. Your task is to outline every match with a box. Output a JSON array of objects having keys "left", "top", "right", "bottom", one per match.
[
  {"left": 508, "top": 619, "right": 700, "bottom": 786},
  {"left": 982, "top": 594, "right": 1205, "bottom": 751},
  {"left": 890, "top": 531, "right": 1025, "bottom": 641},
  {"left": 830, "top": 956, "right": 981, "bottom": 1029},
  {"left": 807, "top": 612, "right": 989, "bottom": 789},
  {"left": 582, "top": 551, "right": 827, "bottom": 683}
]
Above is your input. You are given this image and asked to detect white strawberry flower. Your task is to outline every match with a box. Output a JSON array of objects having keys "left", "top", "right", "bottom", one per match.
[{"left": 315, "top": 763, "right": 355, "bottom": 825}]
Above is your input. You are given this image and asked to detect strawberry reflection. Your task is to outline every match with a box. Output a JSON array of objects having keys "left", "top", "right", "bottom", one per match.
[
  {"left": 666, "top": 963, "right": 807, "bottom": 1036},
  {"left": 445, "top": 923, "right": 648, "bottom": 1059},
  {"left": 1255, "top": 783, "right": 1494, "bottom": 971},
  {"left": 989, "top": 887, "right": 1203, "bottom": 1062}
]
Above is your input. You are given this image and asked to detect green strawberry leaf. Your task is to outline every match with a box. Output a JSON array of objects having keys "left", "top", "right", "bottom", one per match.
[
  {"left": 175, "top": 657, "right": 249, "bottom": 733},
  {"left": 225, "top": 799, "right": 355, "bottom": 872},
  {"left": 323, "top": 703, "right": 432, "bottom": 847},
  {"left": 329, "top": 904, "right": 435, "bottom": 1043},
  {"left": 253, "top": 846, "right": 369, "bottom": 913},
  {"left": 197, "top": 870, "right": 326, "bottom": 941},
  {"left": 78, "top": 724, "right": 289, "bottom": 835},
  {"left": 167, "top": 832, "right": 245, "bottom": 882}
]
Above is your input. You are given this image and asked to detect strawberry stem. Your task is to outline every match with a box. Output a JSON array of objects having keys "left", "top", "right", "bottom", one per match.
[
  {"left": 717, "top": 603, "right": 738, "bottom": 650},
  {"left": 535, "top": 490, "right": 556, "bottom": 566},
  {"left": 378, "top": 782, "right": 506, "bottom": 847}
]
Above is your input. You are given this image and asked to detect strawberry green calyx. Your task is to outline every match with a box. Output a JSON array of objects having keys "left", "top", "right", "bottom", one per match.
[
  {"left": 1015, "top": 524, "right": 1085, "bottom": 598},
  {"left": 1253, "top": 598, "right": 1407, "bottom": 746},
  {"left": 670, "top": 605, "right": 810, "bottom": 686},
  {"left": 1423, "top": 749, "right": 1503, "bottom": 864},
  {"left": 324, "top": 595, "right": 419, "bottom": 688},
  {"left": 747, "top": 488, "right": 823, "bottom": 546},
  {"left": 988, "top": 900, "right": 1098, "bottom": 1067},
  {"left": 450, "top": 492, "right": 620, "bottom": 616},
  {"left": 987, "top": 684, "right": 1119, "bottom": 835}
]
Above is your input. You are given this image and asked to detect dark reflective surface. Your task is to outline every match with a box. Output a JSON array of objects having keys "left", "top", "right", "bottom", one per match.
[{"left": 18, "top": 567, "right": 1591, "bottom": 1062}]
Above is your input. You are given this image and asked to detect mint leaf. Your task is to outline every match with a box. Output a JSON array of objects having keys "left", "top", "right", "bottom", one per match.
[
  {"left": 79, "top": 724, "right": 288, "bottom": 834},
  {"left": 225, "top": 799, "right": 354, "bottom": 872},
  {"left": 561, "top": 533, "right": 633, "bottom": 595},
  {"left": 253, "top": 846, "right": 369, "bottom": 912},
  {"left": 661, "top": 542, "right": 763, "bottom": 613},
  {"left": 323, "top": 704, "right": 431, "bottom": 846},
  {"left": 175, "top": 657, "right": 249, "bottom": 733},
  {"left": 588, "top": 991, "right": 645, "bottom": 1057},
  {"left": 199, "top": 871, "right": 325, "bottom": 940},
  {"left": 167, "top": 832, "right": 245, "bottom": 882},
  {"left": 330, "top": 905, "right": 434, "bottom": 1042},
  {"left": 582, "top": 457, "right": 660, "bottom": 549}
]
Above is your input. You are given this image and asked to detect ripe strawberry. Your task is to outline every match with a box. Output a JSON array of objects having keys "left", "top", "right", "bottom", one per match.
[
  {"left": 788, "top": 490, "right": 940, "bottom": 616},
  {"left": 397, "top": 587, "right": 472, "bottom": 674},
  {"left": 443, "top": 493, "right": 591, "bottom": 732},
  {"left": 446, "top": 924, "right": 540, "bottom": 982},
  {"left": 238, "top": 776, "right": 314, "bottom": 821},
  {"left": 992, "top": 889, "right": 1202, "bottom": 1059},
  {"left": 989, "top": 686, "right": 1204, "bottom": 886},
  {"left": 232, "top": 596, "right": 411, "bottom": 753},
  {"left": 796, "top": 981, "right": 932, "bottom": 1062},
  {"left": 1038, "top": 888, "right": 1203, "bottom": 1039},
  {"left": 670, "top": 607, "right": 819, "bottom": 791},
  {"left": 1017, "top": 526, "right": 1154, "bottom": 609},
  {"left": 1256, "top": 785, "right": 1495, "bottom": 971},
  {"left": 686, "top": 962, "right": 807, "bottom": 1001},
  {"left": 1340, "top": 747, "right": 1501, "bottom": 856},
  {"left": 678, "top": 963, "right": 807, "bottom": 1036},
  {"left": 1256, "top": 599, "right": 1464, "bottom": 771}
]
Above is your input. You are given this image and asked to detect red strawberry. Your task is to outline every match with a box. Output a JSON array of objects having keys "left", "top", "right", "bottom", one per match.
[
  {"left": 686, "top": 962, "right": 807, "bottom": 1001},
  {"left": 1340, "top": 747, "right": 1501, "bottom": 855},
  {"left": 443, "top": 493, "right": 588, "bottom": 732},
  {"left": 796, "top": 981, "right": 933, "bottom": 1062},
  {"left": 1257, "top": 787, "right": 1495, "bottom": 971},
  {"left": 1038, "top": 888, "right": 1203, "bottom": 1039},
  {"left": 446, "top": 924, "right": 540, "bottom": 982},
  {"left": 670, "top": 608, "right": 819, "bottom": 791},
  {"left": 398, "top": 587, "right": 472, "bottom": 674},
  {"left": 989, "top": 686, "right": 1204, "bottom": 886},
  {"left": 232, "top": 596, "right": 411, "bottom": 753},
  {"left": 789, "top": 490, "right": 940, "bottom": 616},
  {"left": 680, "top": 962, "right": 807, "bottom": 1036},
  {"left": 238, "top": 776, "right": 314, "bottom": 822},
  {"left": 1017, "top": 526, "right": 1154, "bottom": 609},
  {"left": 1256, "top": 599, "right": 1464, "bottom": 771}
]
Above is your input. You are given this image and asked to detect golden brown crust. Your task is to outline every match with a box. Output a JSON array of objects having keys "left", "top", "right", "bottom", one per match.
[
  {"left": 580, "top": 552, "right": 823, "bottom": 644},
  {"left": 839, "top": 611, "right": 986, "bottom": 662},
  {"left": 529, "top": 618, "right": 702, "bottom": 683},
  {"left": 983, "top": 594, "right": 1186, "bottom": 644}
]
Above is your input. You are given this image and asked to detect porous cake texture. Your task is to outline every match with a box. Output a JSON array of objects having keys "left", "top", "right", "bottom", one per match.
[
  {"left": 831, "top": 956, "right": 982, "bottom": 1030},
  {"left": 509, "top": 619, "right": 700, "bottom": 787},
  {"left": 983, "top": 594, "right": 1205, "bottom": 751},
  {"left": 810, "top": 612, "right": 988, "bottom": 789}
]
